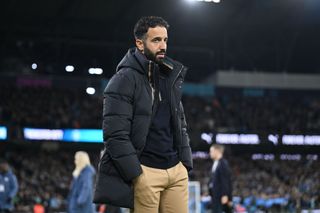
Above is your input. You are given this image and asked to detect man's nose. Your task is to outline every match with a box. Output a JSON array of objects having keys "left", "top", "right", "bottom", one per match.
[{"left": 159, "top": 40, "right": 167, "bottom": 50}]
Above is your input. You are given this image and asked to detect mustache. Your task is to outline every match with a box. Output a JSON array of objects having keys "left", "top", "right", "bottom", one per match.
[{"left": 156, "top": 50, "right": 166, "bottom": 55}]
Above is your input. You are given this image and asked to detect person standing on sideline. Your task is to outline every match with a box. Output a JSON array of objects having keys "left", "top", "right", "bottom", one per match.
[
  {"left": 208, "top": 144, "right": 232, "bottom": 213},
  {"left": 68, "top": 151, "right": 95, "bottom": 213},
  {"left": 0, "top": 159, "right": 18, "bottom": 213},
  {"left": 94, "top": 16, "right": 193, "bottom": 213}
]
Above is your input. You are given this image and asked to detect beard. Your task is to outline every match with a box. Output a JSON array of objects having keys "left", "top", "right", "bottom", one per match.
[{"left": 143, "top": 45, "right": 166, "bottom": 65}]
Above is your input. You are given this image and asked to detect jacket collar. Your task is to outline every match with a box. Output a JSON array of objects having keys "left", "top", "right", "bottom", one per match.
[
  {"left": 133, "top": 48, "right": 175, "bottom": 75},
  {"left": 117, "top": 47, "right": 187, "bottom": 81}
]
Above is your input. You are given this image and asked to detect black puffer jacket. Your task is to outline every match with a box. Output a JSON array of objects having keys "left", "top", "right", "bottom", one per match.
[{"left": 94, "top": 48, "right": 193, "bottom": 208}]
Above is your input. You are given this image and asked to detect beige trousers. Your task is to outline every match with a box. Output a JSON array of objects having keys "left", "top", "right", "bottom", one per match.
[{"left": 131, "top": 162, "right": 189, "bottom": 213}]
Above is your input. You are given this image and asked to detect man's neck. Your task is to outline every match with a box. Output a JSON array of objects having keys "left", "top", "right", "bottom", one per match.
[{"left": 215, "top": 156, "right": 222, "bottom": 161}]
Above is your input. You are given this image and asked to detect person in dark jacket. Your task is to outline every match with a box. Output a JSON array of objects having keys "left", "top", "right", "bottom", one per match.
[
  {"left": 0, "top": 159, "right": 18, "bottom": 213},
  {"left": 94, "top": 16, "right": 193, "bottom": 213},
  {"left": 68, "top": 151, "right": 95, "bottom": 213},
  {"left": 208, "top": 144, "right": 232, "bottom": 213}
]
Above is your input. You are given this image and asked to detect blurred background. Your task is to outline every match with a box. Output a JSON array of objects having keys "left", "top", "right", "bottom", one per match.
[{"left": 0, "top": 0, "right": 319, "bottom": 212}]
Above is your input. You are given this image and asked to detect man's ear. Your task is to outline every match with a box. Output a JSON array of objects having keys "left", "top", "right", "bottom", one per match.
[{"left": 135, "top": 39, "right": 144, "bottom": 52}]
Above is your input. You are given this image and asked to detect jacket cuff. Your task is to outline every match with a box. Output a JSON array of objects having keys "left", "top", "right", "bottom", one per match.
[
  {"left": 113, "top": 154, "right": 142, "bottom": 182},
  {"left": 179, "top": 146, "right": 193, "bottom": 171}
]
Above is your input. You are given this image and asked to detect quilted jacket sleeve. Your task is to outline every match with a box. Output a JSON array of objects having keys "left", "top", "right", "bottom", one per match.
[
  {"left": 179, "top": 101, "right": 193, "bottom": 171},
  {"left": 103, "top": 70, "right": 142, "bottom": 181}
]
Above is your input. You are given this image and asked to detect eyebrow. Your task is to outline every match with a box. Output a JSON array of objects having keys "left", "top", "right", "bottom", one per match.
[{"left": 151, "top": 36, "right": 168, "bottom": 41}]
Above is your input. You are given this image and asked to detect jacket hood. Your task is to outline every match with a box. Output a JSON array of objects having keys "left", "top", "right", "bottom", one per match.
[{"left": 116, "top": 48, "right": 148, "bottom": 75}]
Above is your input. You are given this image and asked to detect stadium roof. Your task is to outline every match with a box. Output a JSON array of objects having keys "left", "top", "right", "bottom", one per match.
[{"left": 1, "top": 0, "right": 320, "bottom": 81}]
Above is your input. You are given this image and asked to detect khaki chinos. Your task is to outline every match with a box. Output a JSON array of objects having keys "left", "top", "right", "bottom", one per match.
[{"left": 131, "top": 162, "right": 189, "bottom": 213}]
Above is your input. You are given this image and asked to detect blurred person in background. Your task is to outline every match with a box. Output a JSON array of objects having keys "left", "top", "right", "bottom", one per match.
[
  {"left": 208, "top": 145, "right": 232, "bottom": 213},
  {"left": 67, "top": 151, "right": 96, "bottom": 213},
  {"left": 0, "top": 159, "right": 18, "bottom": 213}
]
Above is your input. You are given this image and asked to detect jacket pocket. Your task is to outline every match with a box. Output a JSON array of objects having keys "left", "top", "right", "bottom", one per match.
[
  {"left": 112, "top": 153, "right": 142, "bottom": 182},
  {"left": 94, "top": 150, "right": 134, "bottom": 208},
  {"left": 93, "top": 166, "right": 134, "bottom": 208},
  {"left": 108, "top": 142, "right": 142, "bottom": 182},
  {"left": 98, "top": 150, "right": 111, "bottom": 174}
]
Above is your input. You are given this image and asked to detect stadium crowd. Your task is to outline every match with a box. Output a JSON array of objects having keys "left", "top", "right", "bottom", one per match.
[
  {"left": 1, "top": 85, "right": 319, "bottom": 142},
  {"left": 0, "top": 86, "right": 102, "bottom": 129},
  {"left": 1, "top": 85, "right": 320, "bottom": 212},
  {"left": 183, "top": 95, "right": 320, "bottom": 135},
  {"left": 3, "top": 150, "right": 73, "bottom": 212},
  {"left": 0, "top": 149, "right": 319, "bottom": 212},
  {"left": 191, "top": 155, "right": 320, "bottom": 212},
  {"left": 2, "top": 149, "right": 101, "bottom": 212}
]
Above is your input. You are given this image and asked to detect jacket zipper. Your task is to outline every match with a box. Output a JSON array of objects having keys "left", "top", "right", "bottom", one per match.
[
  {"left": 139, "top": 61, "right": 156, "bottom": 157},
  {"left": 148, "top": 61, "right": 154, "bottom": 104}
]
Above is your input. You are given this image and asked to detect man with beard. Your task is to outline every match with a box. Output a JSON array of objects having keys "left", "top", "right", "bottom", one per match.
[{"left": 94, "top": 16, "right": 192, "bottom": 213}]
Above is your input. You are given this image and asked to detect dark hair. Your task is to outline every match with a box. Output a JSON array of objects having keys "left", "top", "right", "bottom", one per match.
[
  {"left": 134, "top": 16, "right": 169, "bottom": 40},
  {"left": 211, "top": 144, "right": 225, "bottom": 154}
]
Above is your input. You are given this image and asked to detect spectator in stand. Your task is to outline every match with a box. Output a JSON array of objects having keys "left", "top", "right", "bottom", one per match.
[
  {"left": 67, "top": 151, "right": 96, "bottom": 213},
  {"left": 0, "top": 159, "right": 18, "bottom": 213}
]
